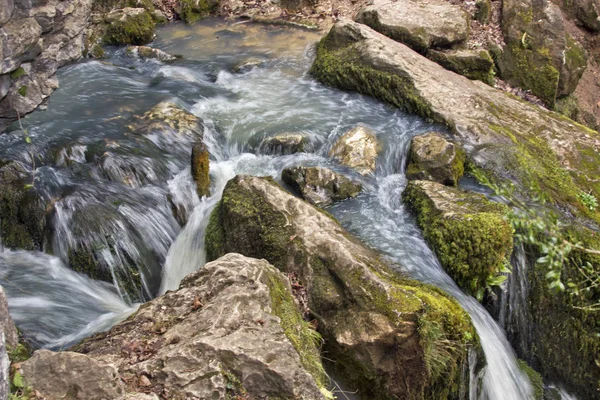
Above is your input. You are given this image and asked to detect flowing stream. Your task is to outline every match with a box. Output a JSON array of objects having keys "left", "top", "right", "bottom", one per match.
[{"left": 0, "top": 19, "right": 542, "bottom": 399}]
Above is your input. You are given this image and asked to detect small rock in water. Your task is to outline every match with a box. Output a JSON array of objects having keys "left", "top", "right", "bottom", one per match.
[
  {"left": 259, "top": 132, "right": 311, "bottom": 155},
  {"left": 126, "top": 46, "right": 180, "bottom": 62},
  {"left": 406, "top": 132, "right": 465, "bottom": 187},
  {"left": 328, "top": 125, "right": 380, "bottom": 175},
  {"left": 232, "top": 57, "right": 265, "bottom": 73},
  {"left": 282, "top": 166, "right": 362, "bottom": 207}
]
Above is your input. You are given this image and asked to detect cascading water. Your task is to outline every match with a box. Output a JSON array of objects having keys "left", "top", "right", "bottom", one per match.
[{"left": 0, "top": 18, "right": 557, "bottom": 399}]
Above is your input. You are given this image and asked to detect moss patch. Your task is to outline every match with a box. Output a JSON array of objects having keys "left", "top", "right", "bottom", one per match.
[
  {"left": 403, "top": 181, "right": 513, "bottom": 296},
  {"left": 104, "top": 9, "right": 155, "bottom": 45},
  {"left": 517, "top": 360, "right": 544, "bottom": 400},
  {"left": 177, "top": 0, "right": 218, "bottom": 23}
]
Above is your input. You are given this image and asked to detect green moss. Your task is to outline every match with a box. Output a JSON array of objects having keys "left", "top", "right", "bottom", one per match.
[
  {"left": 68, "top": 247, "right": 113, "bottom": 282},
  {"left": 428, "top": 50, "right": 495, "bottom": 85},
  {"left": 474, "top": 0, "right": 491, "bottom": 24},
  {"left": 266, "top": 272, "right": 330, "bottom": 392},
  {"left": 564, "top": 34, "right": 587, "bottom": 73},
  {"left": 91, "top": 44, "right": 106, "bottom": 59},
  {"left": 402, "top": 181, "right": 513, "bottom": 296},
  {"left": 554, "top": 95, "right": 581, "bottom": 121},
  {"left": 191, "top": 143, "right": 210, "bottom": 198},
  {"left": 205, "top": 203, "right": 225, "bottom": 262},
  {"left": 10, "top": 67, "right": 26, "bottom": 80},
  {"left": 0, "top": 186, "right": 44, "bottom": 251},
  {"left": 104, "top": 9, "right": 155, "bottom": 45},
  {"left": 177, "top": 0, "right": 218, "bottom": 23},
  {"left": 310, "top": 35, "right": 436, "bottom": 121},
  {"left": 517, "top": 360, "right": 544, "bottom": 400}
]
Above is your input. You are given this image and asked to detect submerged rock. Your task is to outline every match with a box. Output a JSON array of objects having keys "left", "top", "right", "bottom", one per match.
[
  {"left": 259, "top": 132, "right": 311, "bottom": 155},
  {"left": 129, "top": 101, "right": 204, "bottom": 150},
  {"left": 403, "top": 180, "right": 513, "bottom": 296},
  {"left": 282, "top": 166, "right": 362, "bottom": 207},
  {"left": 126, "top": 46, "right": 179, "bottom": 62},
  {"left": 191, "top": 142, "right": 210, "bottom": 198},
  {"left": 355, "top": 0, "right": 469, "bottom": 53},
  {"left": 310, "top": 21, "right": 600, "bottom": 222},
  {"left": 206, "top": 175, "right": 480, "bottom": 400},
  {"left": 406, "top": 132, "right": 465, "bottom": 186},
  {"left": 427, "top": 49, "right": 495, "bottom": 85},
  {"left": 57, "top": 253, "right": 328, "bottom": 400},
  {"left": 328, "top": 125, "right": 380, "bottom": 175}
]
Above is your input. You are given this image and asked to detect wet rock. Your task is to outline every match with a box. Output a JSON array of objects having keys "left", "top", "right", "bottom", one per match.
[
  {"left": 104, "top": 8, "right": 155, "bottom": 45},
  {"left": 0, "top": 286, "right": 18, "bottom": 350},
  {"left": 310, "top": 20, "right": 600, "bottom": 222},
  {"left": 232, "top": 57, "right": 264, "bottom": 73},
  {"left": 427, "top": 49, "right": 495, "bottom": 85},
  {"left": 126, "top": 45, "right": 179, "bottom": 62},
  {"left": 355, "top": 0, "right": 469, "bottom": 53},
  {"left": 0, "top": 332, "right": 8, "bottom": 400},
  {"left": 72, "top": 253, "right": 328, "bottom": 400},
  {"left": 0, "top": 159, "right": 46, "bottom": 251},
  {"left": 259, "top": 132, "right": 310, "bottom": 155},
  {"left": 191, "top": 141, "right": 210, "bottom": 198},
  {"left": 406, "top": 132, "right": 465, "bottom": 186},
  {"left": 130, "top": 101, "right": 204, "bottom": 150},
  {"left": 281, "top": 166, "right": 361, "bottom": 207},
  {"left": 498, "top": 0, "right": 587, "bottom": 106},
  {"left": 22, "top": 350, "right": 125, "bottom": 399},
  {"left": 206, "top": 175, "right": 480, "bottom": 399},
  {"left": 573, "top": 0, "right": 600, "bottom": 31},
  {"left": 176, "top": 0, "right": 219, "bottom": 23},
  {"left": 403, "top": 180, "right": 513, "bottom": 296},
  {"left": 328, "top": 125, "right": 380, "bottom": 175}
]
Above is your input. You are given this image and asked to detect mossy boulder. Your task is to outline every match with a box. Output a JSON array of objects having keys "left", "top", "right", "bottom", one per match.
[
  {"left": 328, "top": 125, "right": 381, "bottom": 175},
  {"left": 355, "top": 0, "right": 469, "bottom": 53},
  {"left": 205, "top": 175, "right": 481, "bottom": 400},
  {"left": 26, "top": 254, "right": 328, "bottom": 400},
  {"left": 474, "top": 0, "right": 491, "bottom": 24},
  {"left": 498, "top": 0, "right": 586, "bottom": 106},
  {"left": 309, "top": 20, "right": 600, "bottom": 225},
  {"left": 191, "top": 142, "right": 210, "bottom": 198},
  {"left": 103, "top": 8, "right": 155, "bottom": 45},
  {"left": 0, "top": 160, "right": 46, "bottom": 251},
  {"left": 282, "top": 166, "right": 362, "bottom": 207},
  {"left": 406, "top": 132, "right": 465, "bottom": 186},
  {"left": 259, "top": 132, "right": 311, "bottom": 155},
  {"left": 176, "top": 0, "right": 219, "bottom": 23},
  {"left": 517, "top": 360, "right": 544, "bottom": 400},
  {"left": 427, "top": 49, "right": 495, "bottom": 85},
  {"left": 403, "top": 180, "right": 513, "bottom": 296}
]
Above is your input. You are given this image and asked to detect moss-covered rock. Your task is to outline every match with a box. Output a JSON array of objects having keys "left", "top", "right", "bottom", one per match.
[
  {"left": 427, "top": 49, "right": 495, "bottom": 85},
  {"left": 176, "top": 0, "right": 219, "bottom": 23},
  {"left": 103, "top": 8, "right": 155, "bottom": 45},
  {"left": 309, "top": 20, "right": 600, "bottom": 225},
  {"left": 191, "top": 142, "right": 210, "bottom": 198},
  {"left": 282, "top": 166, "right": 362, "bottom": 207},
  {"left": 0, "top": 160, "right": 46, "bottom": 251},
  {"left": 403, "top": 180, "right": 513, "bottom": 296},
  {"left": 474, "top": 0, "right": 491, "bottom": 24},
  {"left": 517, "top": 360, "right": 544, "bottom": 400},
  {"left": 406, "top": 132, "right": 465, "bottom": 186},
  {"left": 206, "top": 175, "right": 481, "bottom": 400}
]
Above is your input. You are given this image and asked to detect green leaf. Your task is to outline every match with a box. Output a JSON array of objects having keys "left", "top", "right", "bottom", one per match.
[
  {"left": 487, "top": 274, "right": 508, "bottom": 287},
  {"left": 13, "top": 372, "right": 24, "bottom": 388}
]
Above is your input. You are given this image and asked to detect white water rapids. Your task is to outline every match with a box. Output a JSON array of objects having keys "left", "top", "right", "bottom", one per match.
[{"left": 0, "top": 18, "right": 577, "bottom": 400}]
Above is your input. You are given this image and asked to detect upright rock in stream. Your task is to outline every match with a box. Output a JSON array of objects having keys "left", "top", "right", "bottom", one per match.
[
  {"left": 328, "top": 125, "right": 380, "bottom": 175},
  {"left": 406, "top": 132, "right": 465, "bottom": 186},
  {"left": 24, "top": 254, "right": 328, "bottom": 400},
  {"left": 206, "top": 175, "right": 480, "bottom": 400},
  {"left": 191, "top": 142, "right": 210, "bottom": 198},
  {"left": 282, "top": 166, "right": 362, "bottom": 207}
]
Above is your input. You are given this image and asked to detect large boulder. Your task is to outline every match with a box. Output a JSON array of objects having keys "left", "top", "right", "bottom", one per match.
[
  {"left": 310, "top": 21, "right": 600, "bottom": 223},
  {"left": 282, "top": 166, "right": 362, "bottom": 207},
  {"left": 103, "top": 8, "right": 155, "bottom": 45},
  {"left": 205, "top": 175, "right": 480, "bottom": 400},
  {"left": 355, "top": 0, "right": 469, "bottom": 53},
  {"left": 64, "top": 253, "right": 328, "bottom": 400},
  {"left": 406, "top": 132, "right": 465, "bottom": 186},
  {"left": 402, "top": 180, "right": 513, "bottom": 296},
  {"left": 427, "top": 49, "right": 495, "bottom": 85},
  {"left": 498, "top": 0, "right": 587, "bottom": 106},
  {"left": 328, "top": 125, "right": 380, "bottom": 175}
]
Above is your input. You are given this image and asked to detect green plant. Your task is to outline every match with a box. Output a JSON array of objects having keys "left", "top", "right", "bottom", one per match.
[{"left": 578, "top": 192, "right": 598, "bottom": 211}]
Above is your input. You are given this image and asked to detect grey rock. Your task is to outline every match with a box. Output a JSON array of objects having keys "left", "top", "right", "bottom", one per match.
[
  {"left": 73, "top": 253, "right": 327, "bottom": 400},
  {"left": 126, "top": 45, "right": 178, "bottom": 62},
  {"left": 573, "top": 0, "right": 600, "bottom": 31},
  {"left": 22, "top": 350, "right": 126, "bottom": 399},
  {"left": 0, "top": 286, "right": 18, "bottom": 350},
  {"left": 0, "top": 0, "right": 15, "bottom": 25},
  {"left": 356, "top": 0, "right": 469, "bottom": 52},
  {"left": 406, "top": 132, "right": 465, "bottom": 186},
  {"left": 260, "top": 132, "right": 310, "bottom": 155},
  {"left": 427, "top": 48, "right": 494, "bottom": 85},
  {"left": 206, "top": 175, "right": 480, "bottom": 399},
  {"left": 0, "top": 17, "right": 42, "bottom": 74},
  {"left": 0, "top": 332, "right": 9, "bottom": 400},
  {"left": 282, "top": 165, "right": 362, "bottom": 207},
  {"left": 328, "top": 125, "right": 380, "bottom": 175},
  {"left": 0, "top": 74, "right": 10, "bottom": 100}
]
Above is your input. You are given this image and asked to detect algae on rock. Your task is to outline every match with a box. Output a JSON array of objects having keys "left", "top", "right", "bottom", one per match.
[
  {"left": 103, "top": 8, "right": 156, "bottom": 45},
  {"left": 205, "top": 175, "right": 481, "bottom": 400}
]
